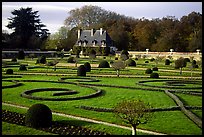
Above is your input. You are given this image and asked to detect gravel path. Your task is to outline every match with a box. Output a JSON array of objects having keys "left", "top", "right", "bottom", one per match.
[{"left": 2, "top": 102, "right": 166, "bottom": 135}]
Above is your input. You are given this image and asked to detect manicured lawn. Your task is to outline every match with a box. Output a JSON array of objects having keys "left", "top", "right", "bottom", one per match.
[{"left": 2, "top": 56, "right": 202, "bottom": 135}]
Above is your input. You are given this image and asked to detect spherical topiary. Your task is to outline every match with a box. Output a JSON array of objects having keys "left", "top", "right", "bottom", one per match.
[
  {"left": 39, "top": 56, "right": 47, "bottom": 64},
  {"left": 184, "top": 58, "right": 190, "bottom": 63},
  {"left": 77, "top": 65, "right": 86, "bottom": 76},
  {"left": 84, "top": 62, "right": 91, "bottom": 72},
  {"left": 165, "top": 59, "right": 171, "bottom": 65},
  {"left": 25, "top": 103, "right": 52, "bottom": 128},
  {"left": 150, "top": 73, "right": 159, "bottom": 78},
  {"left": 152, "top": 67, "right": 158, "bottom": 71},
  {"left": 145, "top": 68, "right": 152, "bottom": 74},
  {"left": 126, "top": 59, "right": 136, "bottom": 67},
  {"left": 150, "top": 58, "right": 155, "bottom": 62},
  {"left": 19, "top": 65, "right": 27, "bottom": 71},
  {"left": 145, "top": 61, "right": 149, "bottom": 63},
  {"left": 67, "top": 57, "right": 76, "bottom": 63},
  {"left": 98, "top": 60, "right": 110, "bottom": 68},
  {"left": 6, "top": 69, "right": 13, "bottom": 74}
]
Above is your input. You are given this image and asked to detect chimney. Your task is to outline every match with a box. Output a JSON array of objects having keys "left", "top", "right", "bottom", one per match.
[
  {"left": 78, "top": 29, "right": 81, "bottom": 39},
  {"left": 91, "top": 28, "right": 95, "bottom": 36},
  {"left": 100, "top": 28, "right": 103, "bottom": 35}
]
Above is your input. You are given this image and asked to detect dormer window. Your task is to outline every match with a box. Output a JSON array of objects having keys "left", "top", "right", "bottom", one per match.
[
  {"left": 101, "top": 40, "right": 106, "bottom": 47},
  {"left": 83, "top": 40, "right": 88, "bottom": 46},
  {"left": 78, "top": 40, "right": 82, "bottom": 46}
]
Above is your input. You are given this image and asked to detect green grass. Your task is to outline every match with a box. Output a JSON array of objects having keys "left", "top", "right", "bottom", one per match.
[{"left": 2, "top": 57, "right": 202, "bottom": 135}]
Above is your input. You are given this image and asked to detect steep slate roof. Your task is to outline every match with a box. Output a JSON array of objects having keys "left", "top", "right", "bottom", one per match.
[{"left": 75, "top": 29, "right": 113, "bottom": 47}]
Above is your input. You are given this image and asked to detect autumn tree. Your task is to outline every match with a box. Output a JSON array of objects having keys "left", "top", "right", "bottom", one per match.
[
  {"left": 111, "top": 61, "right": 126, "bottom": 77},
  {"left": 113, "top": 100, "right": 153, "bottom": 135},
  {"left": 175, "top": 57, "right": 187, "bottom": 75},
  {"left": 6, "top": 7, "right": 49, "bottom": 49}
]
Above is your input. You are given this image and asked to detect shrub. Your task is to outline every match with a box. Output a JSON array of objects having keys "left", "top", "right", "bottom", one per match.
[
  {"left": 77, "top": 65, "right": 86, "bottom": 76},
  {"left": 115, "top": 57, "right": 118, "bottom": 60},
  {"left": 19, "top": 65, "right": 27, "bottom": 71},
  {"left": 145, "top": 68, "right": 152, "bottom": 74},
  {"left": 17, "top": 50, "right": 25, "bottom": 60},
  {"left": 11, "top": 58, "right": 17, "bottom": 62},
  {"left": 98, "top": 60, "right": 110, "bottom": 68},
  {"left": 165, "top": 59, "right": 171, "bottom": 65},
  {"left": 184, "top": 58, "right": 190, "bottom": 63},
  {"left": 150, "top": 58, "right": 155, "bottom": 62},
  {"left": 36, "top": 56, "right": 46, "bottom": 64},
  {"left": 192, "top": 60, "right": 197, "bottom": 65},
  {"left": 145, "top": 61, "right": 149, "bottom": 63},
  {"left": 150, "top": 73, "right": 159, "bottom": 78},
  {"left": 152, "top": 67, "right": 158, "bottom": 71},
  {"left": 67, "top": 56, "right": 76, "bottom": 63},
  {"left": 126, "top": 59, "right": 136, "bottom": 67},
  {"left": 6, "top": 69, "right": 13, "bottom": 74},
  {"left": 25, "top": 103, "right": 52, "bottom": 128},
  {"left": 84, "top": 62, "right": 91, "bottom": 72}
]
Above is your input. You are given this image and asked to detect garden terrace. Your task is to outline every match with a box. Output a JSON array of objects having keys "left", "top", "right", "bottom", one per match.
[{"left": 2, "top": 55, "right": 202, "bottom": 135}]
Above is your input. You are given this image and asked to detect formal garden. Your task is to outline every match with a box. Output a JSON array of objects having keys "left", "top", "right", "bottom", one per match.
[{"left": 2, "top": 51, "right": 202, "bottom": 135}]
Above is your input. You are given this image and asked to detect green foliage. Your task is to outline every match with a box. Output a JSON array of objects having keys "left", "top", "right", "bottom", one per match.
[
  {"left": 150, "top": 73, "right": 159, "bottom": 78},
  {"left": 175, "top": 57, "right": 187, "bottom": 69},
  {"left": 84, "top": 62, "right": 91, "bottom": 72},
  {"left": 145, "top": 68, "right": 152, "bottom": 74},
  {"left": 11, "top": 58, "right": 17, "bottom": 62},
  {"left": 36, "top": 55, "right": 47, "bottom": 64},
  {"left": 19, "top": 65, "right": 27, "bottom": 71},
  {"left": 165, "top": 59, "right": 171, "bottom": 65},
  {"left": 67, "top": 56, "right": 76, "bottom": 63},
  {"left": 77, "top": 65, "right": 86, "bottom": 76},
  {"left": 6, "top": 69, "right": 13, "bottom": 74},
  {"left": 126, "top": 59, "right": 136, "bottom": 67},
  {"left": 25, "top": 103, "right": 52, "bottom": 128},
  {"left": 98, "top": 60, "right": 110, "bottom": 68},
  {"left": 17, "top": 50, "right": 25, "bottom": 60},
  {"left": 152, "top": 67, "right": 158, "bottom": 71}
]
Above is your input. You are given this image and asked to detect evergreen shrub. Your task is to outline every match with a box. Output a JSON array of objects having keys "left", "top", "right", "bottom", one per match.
[
  {"left": 145, "top": 68, "right": 152, "bottom": 74},
  {"left": 98, "top": 60, "right": 110, "bottom": 68},
  {"left": 150, "top": 73, "right": 159, "bottom": 78},
  {"left": 25, "top": 103, "right": 52, "bottom": 128},
  {"left": 77, "top": 65, "right": 86, "bottom": 76},
  {"left": 6, "top": 69, "right": 13, "bottom": 74},
  {"left": 84, "top": 62, "right": 91, "bottom": 72}
]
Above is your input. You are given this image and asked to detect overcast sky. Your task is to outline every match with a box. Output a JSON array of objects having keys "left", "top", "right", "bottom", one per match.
[{"left": 2, "top": 2, "right": 202, "bottom": 34}]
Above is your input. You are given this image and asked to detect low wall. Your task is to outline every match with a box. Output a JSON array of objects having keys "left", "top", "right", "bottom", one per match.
[{"left": 117, "top": 51, "right": 202, "bottom": 61}]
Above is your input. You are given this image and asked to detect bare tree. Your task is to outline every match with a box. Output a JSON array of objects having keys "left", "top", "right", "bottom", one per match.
[
  {"left": 113, "top": 100, "right": 153, "bottom": 135},
  {"left": 111, "top": 61, "right": 126, "bottom": 77}
]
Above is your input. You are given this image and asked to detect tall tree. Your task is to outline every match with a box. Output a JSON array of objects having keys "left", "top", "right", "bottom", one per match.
[{"left": 6, "top": 7, "right": 49, "bottom": 49}]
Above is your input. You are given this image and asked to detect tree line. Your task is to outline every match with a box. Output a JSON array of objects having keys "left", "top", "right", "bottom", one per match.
[{"left": 2, "top": 5, "right": 202, "bottom": 52}]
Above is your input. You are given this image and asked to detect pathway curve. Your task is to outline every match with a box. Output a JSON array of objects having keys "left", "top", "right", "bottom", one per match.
[{"left": 2, "top": 102, "right": 166, "bottom": 135}]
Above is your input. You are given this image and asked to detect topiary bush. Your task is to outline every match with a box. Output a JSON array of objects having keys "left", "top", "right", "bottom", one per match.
[
  {"left": 145, "top": 61, "right": 149, "bottom": 63},
  {"left": 25, "top": 103, "right": 52, "bottom": 128},
  {"left": 184, "top": 58, "right": 190, "bottom": 63},
  {"left": 150, "top": 58, "right": 155, "bottom": 62},
  {"left": 17, "top": 50, "right": 25, "bottom": 60},
  {"left": 84, "top": 62, "right": 91, "bottom": 72},
  {"left": 67, "top": 56, "right": 76, "bottom": 63},
  {"left": 11, "top": 58, "right": 17, "bottom": 62},
  {"left": 19, "top": 65, "right": 27, "bottom": 71},
  {"left": 150, "top": 73, "right": 159, "bottom": 78},
  {"left": 152, "top": 67, "right": 158, "bottom": 71},
  {"left": 6, "top": 69, "right": 13, "bottom": 74},
  {"left": 77, "top": 65, "right": 86, "bottom": 76},
  {"left": 36, "top": 56, "right": 47, "bottom": 64},
  {"left": 165, "top": 59, "right": 171, "bottom": 65},
  {"left": 126, "top": 59, "right": 136, "bottom": 67},
  {"left": 98, "top": 60, "right": 110, "bottom": 68},
  {"left": 145, "top": 68, "right": 152, "bottom": 74}
]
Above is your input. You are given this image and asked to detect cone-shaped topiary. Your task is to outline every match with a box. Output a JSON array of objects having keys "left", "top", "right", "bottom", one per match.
[
  {"left": 77, "top": 65, "right": 86, "bottom": 76},
  {"left": 98, "top": 60, "right": 110, "bottom": 68},
  {"left": 25, "top": 103, "right": 52, "bottom": 128},
  {"left": 84, "top": 62, "right": 91, "bottom": 72},
  {"left": 17, "top": 50, "right": 25, "bottom": 60}
]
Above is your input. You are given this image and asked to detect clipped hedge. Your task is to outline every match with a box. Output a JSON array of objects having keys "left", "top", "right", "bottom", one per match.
[
  {"left": 98, "top": 60, "right": 110, "bottom": 68},
  {"left": 25, "top": 103, "right": 52, "bottom": 128}
]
